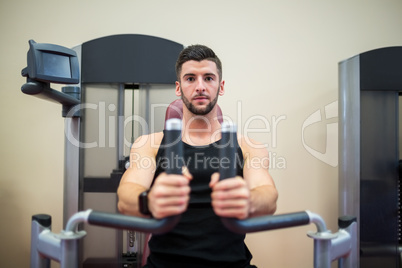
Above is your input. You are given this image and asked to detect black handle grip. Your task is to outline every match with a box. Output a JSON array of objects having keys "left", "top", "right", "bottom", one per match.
[
  {"left": 165, "top": 118, "right": 183, "bottom": 175},
  {"left": 221, "top": 211, "right": 311, "bottom": 234},
  {"left": 219, "top": 122, "right": 237, "bottom": 180}
]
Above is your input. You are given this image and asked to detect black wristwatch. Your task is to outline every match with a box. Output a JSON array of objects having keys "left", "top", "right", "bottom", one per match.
[{"left": 138, "top": 189, "right": 152, "bottom": 216}]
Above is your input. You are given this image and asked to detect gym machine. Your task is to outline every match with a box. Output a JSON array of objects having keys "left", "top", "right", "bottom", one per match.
[
  {"left": 23, "top": 37, "right": 358, "bottom": 267},
  {"left": 22, "top": 34, "right": 184, "bottom": 267},
  {"left": 339, "top": 46, "right": 402, "bottom": 267}
]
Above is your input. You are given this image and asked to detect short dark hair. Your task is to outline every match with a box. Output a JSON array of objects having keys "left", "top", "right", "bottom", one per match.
[{"left": 175, "top": 45, "right": 222, "bottom": 81}]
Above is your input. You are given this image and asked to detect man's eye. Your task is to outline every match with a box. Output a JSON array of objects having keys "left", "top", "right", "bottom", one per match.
[
  {"left": 187, "top": 77, "right": 195, "bottom": 82},
  {"left": 205, "top": 77, "right": 213, "bottom": 81}
]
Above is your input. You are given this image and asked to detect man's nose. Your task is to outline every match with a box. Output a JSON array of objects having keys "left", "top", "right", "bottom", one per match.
[{"left": 195, "top": 77, "right": 206, "bottom": 93}]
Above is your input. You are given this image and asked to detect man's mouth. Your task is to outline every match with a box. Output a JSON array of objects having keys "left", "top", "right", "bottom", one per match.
[{"left": 193, "top": 95, "right": 208, "bottom": 101}]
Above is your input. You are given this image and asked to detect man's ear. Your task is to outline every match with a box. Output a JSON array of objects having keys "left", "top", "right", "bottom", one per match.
[
  {"left": 219, "top": 80, "right": 225, "bottom": 96},
  {"left": 175, "top": 81, "right": 181, "bottom": 97}
]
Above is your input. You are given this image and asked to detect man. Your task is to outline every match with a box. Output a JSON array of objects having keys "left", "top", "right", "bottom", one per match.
[{"left": 117, "top": 45, "right": 278, "bottom": 267}]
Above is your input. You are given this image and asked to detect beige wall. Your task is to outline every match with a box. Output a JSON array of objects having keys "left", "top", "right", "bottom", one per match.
[{"left": 1, "top": 0, "right": 402, "bottom": 267}]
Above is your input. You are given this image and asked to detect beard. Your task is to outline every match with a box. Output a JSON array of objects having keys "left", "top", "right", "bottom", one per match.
[{"left": 180, "top": 87, "right": 220, "bottom": 116}]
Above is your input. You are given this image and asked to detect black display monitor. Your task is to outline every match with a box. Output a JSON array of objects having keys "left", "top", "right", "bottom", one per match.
[{"left": 22, "top": 40, "right": 79, "bottom": 84}]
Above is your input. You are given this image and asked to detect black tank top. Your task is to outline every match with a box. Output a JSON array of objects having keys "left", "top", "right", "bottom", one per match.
[{"left": 146, "top": 131, "right": 253, "bottom": 268}]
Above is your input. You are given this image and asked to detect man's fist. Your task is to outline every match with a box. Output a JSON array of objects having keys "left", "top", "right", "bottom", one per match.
[
  {"left": 210, "top": 173, "right": 250, "bottom": 220},
  {"left": 148, "top": 172, "right": 192, "bottom": 219}
]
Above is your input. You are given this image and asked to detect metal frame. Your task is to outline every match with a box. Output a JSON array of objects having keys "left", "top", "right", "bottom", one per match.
[{"left": 339, "top": 47, "right": 402, "bottom": 267}]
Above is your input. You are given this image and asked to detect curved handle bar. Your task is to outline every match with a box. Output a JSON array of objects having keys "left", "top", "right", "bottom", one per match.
[
  {"left": 220, "top": 211, "right": 327, "bottom": 234},
  {"left": 64, "top": 209, "right": 181, "bottom": 235},
  {"left": 219, "top": 123, "right": 327, "bottom": 234},
  {"left": 87, "top": 211, "right": 181, "bottom": 235},
  {"left": 221, "top": 212, "right": 310, "bottom": 234}
]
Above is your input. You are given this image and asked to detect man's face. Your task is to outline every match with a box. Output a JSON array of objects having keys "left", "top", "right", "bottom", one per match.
[{"left": 175, "top": 60, "right": 225, "bottom": 115}]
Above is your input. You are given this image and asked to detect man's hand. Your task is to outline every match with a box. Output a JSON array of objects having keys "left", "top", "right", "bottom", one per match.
[
  {"left": 148, "top": 172, "right": 192, "bottom": 219},
  {"left": 209, "top": 173, "right": 250, "bottom": 220}
]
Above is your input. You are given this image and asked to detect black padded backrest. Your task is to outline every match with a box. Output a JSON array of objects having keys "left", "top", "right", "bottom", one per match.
[{"left": 81, "top": 34, "right": 184, "bottom": 84}]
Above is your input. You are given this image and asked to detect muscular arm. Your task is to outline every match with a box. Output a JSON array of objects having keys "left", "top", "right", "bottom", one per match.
[
  {"left": 117, "top": 134, "right": 158, "bottom": 217},
  {"left": 243, "top": 138, "right": 278, "bottom": 217}
]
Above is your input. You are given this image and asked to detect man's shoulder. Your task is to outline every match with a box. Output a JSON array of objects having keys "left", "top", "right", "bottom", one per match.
[
  {"left": 237, "top": 134, "right": 268, "bottom": 156},
  {"left": 132, "top": 132, "right": 164, "bottom": 152}
]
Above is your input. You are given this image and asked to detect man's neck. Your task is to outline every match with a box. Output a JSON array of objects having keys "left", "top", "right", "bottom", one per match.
[{"left": 181, "top": 109, "right": 222, "bottom": 146}]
